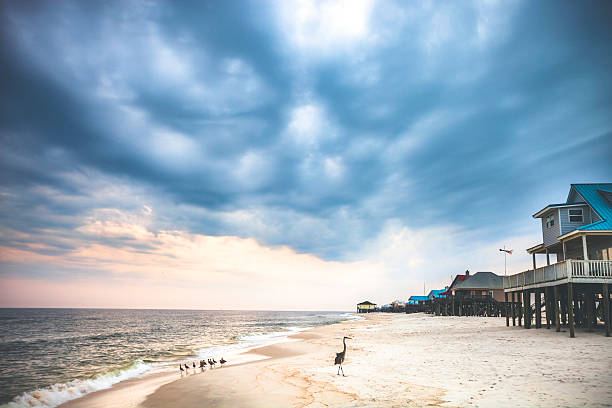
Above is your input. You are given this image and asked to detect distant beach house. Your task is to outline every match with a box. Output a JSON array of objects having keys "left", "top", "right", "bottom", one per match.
[
  {"left": 504, "top": 183, "right": 612, "bottom": 337},
  {"left": 451, "top": 272, "right": 505, "bottom": 302},
  {"left": 405, "top": 295, "right": 429, "bottom": 313},
  {"left": 408, "top": 295, "right": 429, "bottom": 304},
  {"left": 391, "top": 299, "right": 406, "bottom": 307},
  {"left": 357, "top": 301, "right": 376, "bottom": 313},
  {"left": 432, "top": 270, "right": 509, "bottom": 317},
  {"left": 427, "top": 289, "right": 447, "bottom": 300},
  {"left": 380, "top": 303, "right": 392, "bottom": 312},
  {"left": 440, "top": 271, "right": 470, "bottom": 296},
  {"left": 390, "top": 299, "right": 406, "bottom": 312}
]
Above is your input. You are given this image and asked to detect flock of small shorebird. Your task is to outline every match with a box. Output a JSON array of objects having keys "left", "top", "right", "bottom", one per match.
[
  {"left": 178, "top": 336, "right": 351, "bottom": 376},
  {"left": 179, "top": 357, "right": 227, "bottom": 373}
]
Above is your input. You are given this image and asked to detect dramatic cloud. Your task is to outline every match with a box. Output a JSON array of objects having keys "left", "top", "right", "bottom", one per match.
[{"left": 1, "top": 0, "right": 611, "bottom": 308}]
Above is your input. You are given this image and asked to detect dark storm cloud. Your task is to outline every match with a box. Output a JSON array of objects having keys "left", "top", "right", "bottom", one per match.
[{"left": 1, "top": 0, "right": 611, "bottom": 260}]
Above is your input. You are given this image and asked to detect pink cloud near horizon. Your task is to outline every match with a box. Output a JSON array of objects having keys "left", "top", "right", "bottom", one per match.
[{"left": 0, "top": 207, "right": 537, "bottom": 310}]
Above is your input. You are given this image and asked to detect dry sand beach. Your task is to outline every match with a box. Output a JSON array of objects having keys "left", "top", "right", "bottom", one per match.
[{"left": 62, "top": 313, "right": 612, "bottom": 408}]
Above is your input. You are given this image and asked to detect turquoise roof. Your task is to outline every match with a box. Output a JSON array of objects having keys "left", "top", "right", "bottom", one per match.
[
  {"left": 571, "top": 184, "right": 612, "bottom": 231},
  {"left": 408, "top": 295, "right": 429, "bottom": 301},
  {"left": 428, "top": 289, "right": 447, "bottom": 298}
]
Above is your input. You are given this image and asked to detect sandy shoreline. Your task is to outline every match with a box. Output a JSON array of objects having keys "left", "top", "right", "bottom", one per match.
[{"left": 61, "top": 313, "right": 612, "bottom": 407}]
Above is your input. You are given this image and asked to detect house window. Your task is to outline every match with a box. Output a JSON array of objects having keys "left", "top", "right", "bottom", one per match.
[
  {"left": 545, "top": 214, "right": 555, "bottom": 228},
  {"left": 569, "top": 209, "right": 583, "bottom": 223}
]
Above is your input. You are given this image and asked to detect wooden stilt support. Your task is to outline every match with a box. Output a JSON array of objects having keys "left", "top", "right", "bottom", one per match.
[
  {"left": 535, "top": 289, "right": 541, "bottom": 329},
  {"left": 593, "top": 296, "right": 598, "bottom": 328},
  {"left": 519, "top": 291, "right": 523, "bottom": 326},
  {"left": 505, "top": 292, "right": 509, "bottom": 327},
  {"left": 524, "top": 290, "right": 530, "bottom": 329},
  {"left": 511, "top": 292, "right": 516, "bottom": 326},
  {"left": 561, "top": 296, "right": 567, "bottom": 326},
  {"left": 568, "top": 283, "right": 575, "bottom": 338},
  {"left": 586, "top": 288, "right": 593, "bottom": 332},
  {"left": 544, "top": 287, "right": 551, "bottom": 329},
  {"left": 604, "top": 284, "right": 610, "bottom": 337},
  {"left": 576, "top": 298, "right": 583, "bottom": 327},
  {"left": 554, "top": 286, "right": 560, "bottom": 332}
]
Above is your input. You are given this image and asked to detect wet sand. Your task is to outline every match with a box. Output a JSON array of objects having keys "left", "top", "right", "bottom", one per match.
[{"left": 62, "top": 313, "right": 612, "bottom": 408}]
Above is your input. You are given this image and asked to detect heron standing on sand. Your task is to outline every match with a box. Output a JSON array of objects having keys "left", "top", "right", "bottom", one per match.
[{"left": 334, "top": 336, "right": 351, "bottom": 376}]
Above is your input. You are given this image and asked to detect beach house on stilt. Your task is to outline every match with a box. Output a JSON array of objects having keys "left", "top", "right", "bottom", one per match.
[
  {"left": 504, "top": 183, "right": 612, "bottom": 337},
  {"left": 357, "top": 301, "right": 377, "bottom": 313},
  {"left": 433, "top": 271, "right": 509, "bottom": 317}
]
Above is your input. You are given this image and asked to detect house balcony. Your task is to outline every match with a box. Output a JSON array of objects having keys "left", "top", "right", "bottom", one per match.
[{"left": 504, "top": 259, "right": 612, "bottom": 292}]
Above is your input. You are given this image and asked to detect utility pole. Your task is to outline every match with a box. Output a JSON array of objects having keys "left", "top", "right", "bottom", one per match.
[
  {"left": 504, "top": 245, "right": 507, "bottom": 276},
  {"left": 499, "top": 245, "right": 513, "bottom": 276}
]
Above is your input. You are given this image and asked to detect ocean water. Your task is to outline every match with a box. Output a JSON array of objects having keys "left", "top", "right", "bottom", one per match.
[{"left": 0, "top": 309, "right": 356, "bottom": 407}]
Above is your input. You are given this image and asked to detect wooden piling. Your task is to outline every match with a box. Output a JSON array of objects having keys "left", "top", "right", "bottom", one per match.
[
  {"left": 592, "top": 290, "right": 598, "bottom": 328},
  {"left": 561, "top": 295, "right": 567, "bottom": 326},
  {"left": 544, "top": 287, "right": 552, "bottom": 329},
  {"left": 505, "top": 292, "right": 509, "bottom": 327},
  {"left": 576, "top": 297, "right": 583, "bottom": 327},
  {"left": 586, "top": 288, "right": 593, "bottom": 332},
  {"left": 568, "top": 283, "right": 575, "bottom": 338},
  {"left": 524, "top": 290, "right": 530, "bottom": 329},
  {"left": 516, "top": 291, "right": 525, "bottom": 326},
  {"left": 554, "top": 286, "right": 560, "bottom": 332},
  {"left": 535, "top": 289, "right": 541, "bottom": 329},
  {"left": 604, "top": 284, "right": 610, "bottom": 337},
  {"left": 511, "top": 292, "right": 516, "bottom": 326}
]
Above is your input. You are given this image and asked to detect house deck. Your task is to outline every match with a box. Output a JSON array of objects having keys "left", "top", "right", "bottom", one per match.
[
  {"left": 504, "top": 260, "right": 612, "bottom": 291},
  {"left": 502, "top": 260, "right": 612, "bottom": 337}
]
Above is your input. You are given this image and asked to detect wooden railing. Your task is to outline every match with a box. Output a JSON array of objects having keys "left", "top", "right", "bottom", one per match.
[
  {"left": 570, "top": 260, "right": 612, "bottom": 278},
  {"left": 504, "top": 260, "right": 612, "bottom": 289}
]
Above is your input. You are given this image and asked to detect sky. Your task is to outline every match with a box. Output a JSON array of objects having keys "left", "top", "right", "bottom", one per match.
[{"left": 0, "top": 0, "right": 611, "bottom": 310}]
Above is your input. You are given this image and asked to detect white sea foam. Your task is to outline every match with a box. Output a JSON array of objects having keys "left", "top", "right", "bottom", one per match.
[
  {"left": 342, "top": 312, "right": 365, "bottom": 321},
  {"left": 2, "top": 360, "right": 151, "bottom": 408},
  {"left": 192, "top": 314, "right": 358, "bottom": 364},
  {"left": 193, "top": 326, "right": 307, "bottom": 365},
  {"left": 314, "top": 312, "right": 363, "bottom": 321}
]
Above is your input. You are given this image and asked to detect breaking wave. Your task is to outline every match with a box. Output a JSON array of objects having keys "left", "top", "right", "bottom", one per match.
[{"left": 2, "top": 360, "right": 151, "bottom": 408}]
